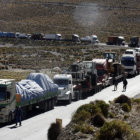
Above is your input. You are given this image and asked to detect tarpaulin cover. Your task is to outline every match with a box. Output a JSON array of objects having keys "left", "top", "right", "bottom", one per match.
[{"left": 16, "top": 73, "right": 58, "bottom": 102}]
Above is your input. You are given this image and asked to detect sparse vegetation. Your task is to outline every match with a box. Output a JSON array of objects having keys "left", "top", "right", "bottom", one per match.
[
  {"left": 122, "top": 103, "right": 131, "bottom": 112},
  {"left": 91, "top": 113, "right": 105, "bottom": 127},
  {"left": 108, "top": 112, "right": 115, "bottom": 118},
  {"left": 74, "top": 103, "right": 101, "bottom": 117},
  {"left": 114, "top": 94, "right": 131, "bottom": 107},
  {"left": 132, "top": 98, "right": 140, "bottom": 104},
  {"left": 72, "top": 124, "right": 94, "bottom": 134},
  {"left": 58, "top": 97, "right": 140, "bottom": 140},
  {"left": 72, "top": 110, "right": 91, "bottom": 124},
  {"left": 95, "top": 120, "right": 139, "bottom": 140},
  {"left": 95, "top": 100, "right": 109, "bottom": 117}
]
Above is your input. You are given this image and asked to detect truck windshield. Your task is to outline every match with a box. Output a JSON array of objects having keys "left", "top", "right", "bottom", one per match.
[
  {"left": 84, "top": 62, "right": 92, "bottom": 69},
  {"left": 54, "top": 79, "right": 69, "bottom": 86},
  {"left": 125, "top": 51, "right": 133, "bottom": 55},
  {"left": 0, "top": 87, "right": 6, "bottom": 101},
  {"left": 121, "top": 58, "right": 135, "bottom": 66}
]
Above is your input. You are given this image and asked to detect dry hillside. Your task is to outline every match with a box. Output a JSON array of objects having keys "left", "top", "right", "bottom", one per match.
[{"left": 0, "top": 0, "right": 140, "bottom": 41}]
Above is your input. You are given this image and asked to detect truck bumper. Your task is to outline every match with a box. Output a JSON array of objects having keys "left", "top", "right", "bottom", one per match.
[{"left": 57, "top": 95, "right": 70, "bottom": 101}]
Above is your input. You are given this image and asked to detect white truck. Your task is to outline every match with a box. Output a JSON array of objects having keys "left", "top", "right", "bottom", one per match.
[
  {"left": 91, "top": 35, "right": 99, "bottom": 44},
  {"left": 53, "top": 74, "right": 74, "bottom": 104},
  {"left": 121, "top": 54, "right": 137, "bottom": 76},
  {"left": 44, "top": 34, "right": 62, "bottom": 40}
]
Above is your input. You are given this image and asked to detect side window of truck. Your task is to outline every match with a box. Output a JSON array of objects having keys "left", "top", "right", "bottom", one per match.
[
  {"left": 6, "top": 91, "right": 11, "bottom": 99},
  {"left": 69, "top": 80, "right": 71, "bottom": 84}
]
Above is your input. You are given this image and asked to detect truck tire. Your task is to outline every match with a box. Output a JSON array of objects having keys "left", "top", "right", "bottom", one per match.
[
  {"left": 44, "top": 102, "right": 48, "bottom": 112},
  {"left": 68, "top": 94, "right": 72, "bottom": 104},
  {"left": 50, "top": 99, "right": 55, "bottom": 109},
  {"left": 8, "top": 112, "right": 13, "bottom": 124}
]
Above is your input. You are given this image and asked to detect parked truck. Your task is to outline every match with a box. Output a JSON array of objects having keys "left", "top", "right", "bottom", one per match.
[
  {"left": 63, "top": 34, "right": 80, "bottom": 42},
  {"left": 121, "top": 54, "right": 137, "bottom": 76},
  {"left": 92, "top": 58, "right": 112, "bottom": 87},
  {"left": 70, "top": 60, "right": 102, "bottom": 99},
  {"left": 0, "top": 73, "right": 59, "bottom": 123},
  {"left": 53, "top": 74, "right": 73, "bottom": 104},
  {"left": 53, "top": 60, "right": 103, "bottom": 102},
  {"left": 104, "top": 52, "right": 123, "bottom": 81},
  {"left": 129, "top": 36, "right": 140, "bottom": 48},
  {"left": 44, "top": 34, "right": 62, "bottom": 40},
  {"left": 121, "top": 49, "right": 140, "bottom": 76},
  {"left": 107, "top": 36, "right": 125, "bottom": 46}
]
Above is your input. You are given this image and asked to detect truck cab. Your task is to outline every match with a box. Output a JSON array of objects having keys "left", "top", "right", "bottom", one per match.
[
  {"left": 92, "top": 59, "right": 110, "bottom": 87},
  {"left": 91, "top": 35, "right": 99, "bottom": 44},
  {"left": 53, "top": 74, "right": 73, "bottom": 104},
  {"left": 83, "top": 61, "right": 97, "bottom": 75},
  {"left": 121, "top": 54, "right": 136, "bottom": 76},
  {"left": 125, "top": 49, "right": 136, "bottom": 57},
  {"left": 107, "top": 36, "right": 125, "bottom": 45},
  {"left": 0, "top": 79, "right": 16, "bottom": 123}
]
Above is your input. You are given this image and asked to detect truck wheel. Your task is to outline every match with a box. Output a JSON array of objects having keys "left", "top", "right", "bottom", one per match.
[
  {"left": 48, "top": 100, "right": 52, "bottom": 110},
  {"left": 44, "top": 102, "right": 48, "bottom": 112},
  {"left": 8, "top": 112, "right": 13, "bottom": 124},
  {"left": 51, "top": 99, "right": 55, "bottom": 109},
  {"left": 68, "top": 94, "right": 72, "bottom": 104}
]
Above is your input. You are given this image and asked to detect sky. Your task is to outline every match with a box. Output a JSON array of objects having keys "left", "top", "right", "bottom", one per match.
[{"left": 0, "top": 74, "right": 140, "bottom": 140}]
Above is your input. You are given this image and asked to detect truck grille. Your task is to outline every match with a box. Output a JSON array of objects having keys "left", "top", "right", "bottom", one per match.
[{"left": 125, "top": 69, "right": 132, "bottom": 72}]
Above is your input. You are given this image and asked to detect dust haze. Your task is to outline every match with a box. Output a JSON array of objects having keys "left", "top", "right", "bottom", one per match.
[{"left": 73, "top": 3, "right": 105, "bottom": 28}]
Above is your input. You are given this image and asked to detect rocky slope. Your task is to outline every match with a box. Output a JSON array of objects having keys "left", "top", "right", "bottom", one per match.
[{"left": 57, "top": 96, "right": 140, "bottom": 140}]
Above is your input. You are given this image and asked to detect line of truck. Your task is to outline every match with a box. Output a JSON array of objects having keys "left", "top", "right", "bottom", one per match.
[
  {"left": 1, "top": 30, "right": 140, "bottom": 48},
  {"left": 53, "top": 52, "right": 124, "bottom": 104},
  {"left": 0, "top": 50, "right": 140, "bottom": 124}
]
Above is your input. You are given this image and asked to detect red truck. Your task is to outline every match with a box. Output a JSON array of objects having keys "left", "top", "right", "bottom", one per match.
[
  {"left": 92, "top": 59, "right": 111, "bottom": 87},
  {"left": 107, "top": 36, "right": 125, "bottom": 45}
]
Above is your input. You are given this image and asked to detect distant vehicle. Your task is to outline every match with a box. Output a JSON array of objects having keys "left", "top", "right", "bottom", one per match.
[
  {"left": 63, "top": 34, "right": 80, "bottom": 42},
  {"left": 80, "top": 35, "right": 99, "bottom": 44},
  {"left": 0, "top": 32, "right": 15, "bottom": 38},
  {"left": 90, "top": 35, "right": 99, "bottom": 44},
  {"left": 5, "top": 32, "right": 15, "bottom": 38},
  {"left": 31, "top": 33, "right": 44, "bottom": 40},
  {"left": 72, "top": 34, "right": 80, "bottom": 42},
  {"left": 129, "top": 37, "right": 140, "bottom": 47},
  {"left": 80, "top": 36, "right": 92, "bottom": 43},
  {"left": 16, "top": 33, "right": 30, "bottom": 39},
  {"left": 107, "top": 36, "right": 125, "bottom": 45},
  {"left": 44, "top": 34, "right": 62, "bottom": 40}
]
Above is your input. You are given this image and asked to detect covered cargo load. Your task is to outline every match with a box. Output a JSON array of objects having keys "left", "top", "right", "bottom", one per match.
[{"left": 16, "top": 73, "right": 58, "bottom": 106}]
